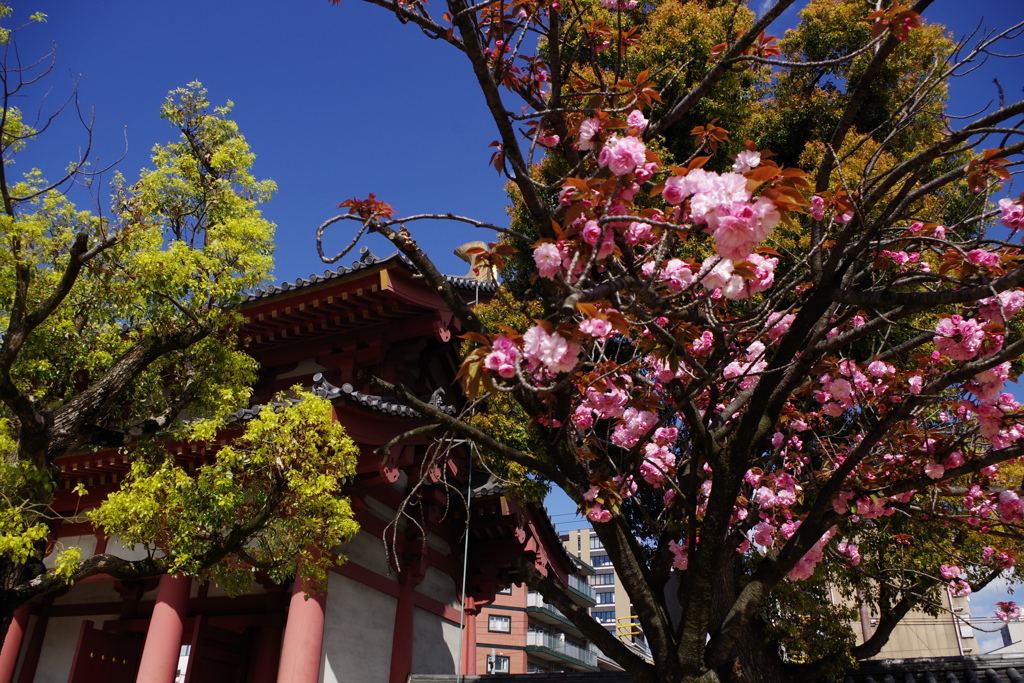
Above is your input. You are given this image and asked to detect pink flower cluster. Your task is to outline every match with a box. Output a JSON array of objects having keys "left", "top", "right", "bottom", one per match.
[
  {"left": 642, "top": 258, "right": 694, "bottom": 294},
  {"left": 572, "top": 378, "right": 633, "bottom": 429},
  {"left": 700, "top": 254, "right": 777, "bottom": 300},
  {"left": 723, "top": 341, "right": 768, "bottom": 390},
  {"left": 999, "top": 198, "right": 1024, "bottom": 231},
  {"left": 611, "top": 407, "right": 657, "bottom": 448},
  {"left": 599, "top": 135, "right": 647, "bottom": 176},
  {"left": 639, "top": 427, "right": 678, "bottom": 487},
  {"left": 523, "top": 326, "right": 580, "bottom": 375},
  {"left": 934, "top": 315, "right": 986, "bottom": 361},
  {"left": 837, "top": 541, "right": 861, "bottom": 566},
  {"left": 668, "top": 540, "right": 688, "bottom": 570},
  {"left": 996, "top": 601, "right": 1022, "bottom": 622},
  {"left": 948, "top": 580, "right": 972, "bottom": 598},
  {"left": 484, "top": 336, "right": 519, "bottom": 378},
  {"left": 979, "top": 290, "right": 1024, "bottom": 323},
  {"left": 663, "top": 169, "right": 780, "bottom": 260},
  {"left": 788, "top": 527, "right": 837, "bottom": 581},
  {"left": 599, "top": 0, "right": 638, "bottom": 10}
]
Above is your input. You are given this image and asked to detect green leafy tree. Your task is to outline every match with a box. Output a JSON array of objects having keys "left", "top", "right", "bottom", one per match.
[{"left": 0, "top": 12, "right": 358, "bottom": 637}]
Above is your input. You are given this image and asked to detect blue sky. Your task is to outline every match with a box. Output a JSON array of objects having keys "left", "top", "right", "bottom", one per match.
[{"left": 10, "top": 0, "right": 1024, "bottom": 651}]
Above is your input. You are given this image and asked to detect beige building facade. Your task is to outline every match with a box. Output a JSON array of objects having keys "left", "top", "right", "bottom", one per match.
[{"left": 559, "top": 528, "right": 650, "bottom": 660}]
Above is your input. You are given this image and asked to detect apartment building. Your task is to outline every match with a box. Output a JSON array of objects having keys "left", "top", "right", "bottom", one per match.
[
  {"left": 560, "top": 528, "right": 650, "bottom": 659},
  {"left": 474, "top": 572, "right": 607, "bottom": 674}
]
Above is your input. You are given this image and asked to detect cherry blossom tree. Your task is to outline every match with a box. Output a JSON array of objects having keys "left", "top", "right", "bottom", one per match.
[{"left": 319, "top": 0, "right": 1024, "bottom": 680}]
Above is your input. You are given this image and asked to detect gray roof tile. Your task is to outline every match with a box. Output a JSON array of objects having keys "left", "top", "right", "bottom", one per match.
[{"left": 244, "top": 247, "right": 497, "bottom": 304}]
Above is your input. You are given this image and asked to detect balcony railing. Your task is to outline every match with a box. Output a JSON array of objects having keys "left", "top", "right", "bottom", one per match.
[
  {"left": 526, "top": 631, "right": 598, "bottom": 668},
  {"left": 527, "top": 592, "right": 566, "bottom": 614},
  {"left": 567, "top": 574, "right": 595, "bottom": 603}
]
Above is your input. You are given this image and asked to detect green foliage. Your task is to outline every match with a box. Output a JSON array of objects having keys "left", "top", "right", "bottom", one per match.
[
  {"left": 1, "top": 83, "right": 274, "bottom": 430},
  {"left": 91, "top": 390, "right": 360, "bottom": 594}
]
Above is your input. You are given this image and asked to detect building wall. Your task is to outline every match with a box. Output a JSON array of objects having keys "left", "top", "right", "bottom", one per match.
[
  {"left": 476, "top": 585, "right": 529, "bottom": 674},
  {"left": 561, "top": 528, "right": 644, "bottom": 653},
  {"left": 849, "top": 587, "right": 975, "bottom": 659},
  {"left": 474, "top": 582, "right": 598, "bottom": 674}
]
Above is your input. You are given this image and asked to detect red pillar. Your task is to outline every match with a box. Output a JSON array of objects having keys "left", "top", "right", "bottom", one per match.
[
  {"left": 0, "top": 606, "right": 29, "bottom": 683},
  {"left": 389, "top": 579, "right": 417, "bottom": 683},
  {"left": 135, "top": 574, "right": 190, "bottom": 683},
  {"left": 460, "top": 600, "right": 477, "bottom": 676},
  {"left": 276, "top": 574, "right": 326, "bottom": 683},
  {"left": 249, "top": 626, "right": 282, "bottom": 683}
]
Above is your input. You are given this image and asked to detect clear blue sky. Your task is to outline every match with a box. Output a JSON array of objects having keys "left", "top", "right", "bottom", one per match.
[{"left": 11, "top": 0, "right": 1024, "bottom": 647}]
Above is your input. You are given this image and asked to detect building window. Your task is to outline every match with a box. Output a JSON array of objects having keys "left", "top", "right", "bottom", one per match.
[
  {"left": 590, "top": 535, "right": 603, "bottom": 549},
  {"left": 595, "top": 590, "right": 614, "bottom": 604},
  {"left": 592, "top": 610, "right": 616, "bottom": 624},
  {"left": 527, "top": 663, "right": 547, "bottom": 674},
  {"left": 498, "top": 586, "right": 512, "bottom": 595},
  {"left": 489, "top": 614, "right": 512, "bottom": 633},
  {"left": 591, "top": 554, "right": 613, "bottom": 567},
  {"left": 590, "top": 573, "right": 614, "bottom": 586},
  {"left": 488, "top": 655, "right": 511, "bottom": 674}
]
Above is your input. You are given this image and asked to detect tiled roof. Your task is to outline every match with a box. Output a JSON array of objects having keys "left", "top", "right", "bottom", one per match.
[
  {"left": 409, "top": 673, "right": 634, "bottom": 683},
  {"left": 833, "top": 655, "right": 1024, "bottom": 683},
  {"left": 243, "top": 247, "right": 497, "bottom": 304},
  {"left": 312, "top": 373, "right": 456, "bottom": 418},
  {"left": 408, "top": 655, "right": 1024, "bottom": 683},
  {"left": 222, "top": 373, "right": 455, "bottom": 424}
]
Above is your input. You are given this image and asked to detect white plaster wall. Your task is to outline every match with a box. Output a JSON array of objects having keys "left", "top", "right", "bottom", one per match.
[
  {"left": 34, "top": 616, "right": 87, "bottom": 683},
  {"left": 320, "top": 572, "right": 397, "bottom": 683},
  {"left": 338, "top": 529, "right": 391, "bottom": 576},
  {"left": 43, "top": 534, "right": 98, "bottom": 569},
  {"left": 276, "top": 358, "right": 329, "bottom": 380},
  {"left": 411, "top": 608, "right": 460, "bottom": 675},
  {"left": 51, "top": 580, "right": 122, "bottom": 607},
  {"left": 103, "top": 536, "right": 152, "bottom": 561},
  {"left": 418, "top": 566, "right": 457, "bottom": 605},
  {"left": 206, "top": 578, "right": 268, "bottom": 598}
]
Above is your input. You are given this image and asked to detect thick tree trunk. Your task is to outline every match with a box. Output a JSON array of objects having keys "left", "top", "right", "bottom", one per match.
[{"left": 707, "top": 557, "right": 793, "bottom": 683}]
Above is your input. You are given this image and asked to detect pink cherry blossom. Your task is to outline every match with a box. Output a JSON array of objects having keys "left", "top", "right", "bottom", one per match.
[
  {"left": 599, "top": 0, "right": 638, "bottom": 10},
  {"left": 924, "top": 462, "right": 945, "bottom": 480},
  {"left": 668, "top": 540, "right": 688, "bottom": 570},
  {"left": 837, "top": 541, "right": 861, "bottom": 566},
  {"left": 626, "top": 109, "right": 648, "bottom": 132},
  {"left": 534, "top": 242, "right": 563, "bottom": 278},
  {"left": 659, "top": 259, "right": 694, "bottom": 293},
  {"left": 484, "top": 335, "right": 520, "bottom": 378},
  {"left": 752, "top": 521, "right": 776, "bottom": 548},
  {"left": 577, "top": 118, "right": 601, "bottom": 150},
  {"left": 522, "top": 325, "right": 580, "bottom": 374},
  {"left": 625, "top": 221, "right": 654, "bottom": 245},
  {"left": 944, "top": 451, "right": 965, "bottom": 469},
  {"left": 588, "top": 503, "right": 612, "bottom": 523},
  {"left": 578, "top": 317, "right": 615, "bottom": 339},
  {"left": 996, "top": 601, "right": 1022, "bottom": 622},
  {"left": 948, "top": 580, "right": 972, "bottom": 598},
  {"left": 537, "top": 134, "right": 560, "bottom": 148},
  {"left": 766, "top": 313, "right": 795, "bottom": 342},
  {"left": 967, "top": 249, "right": 1001, "bottom": 269},
  {"left": 934, "top": 315, "right": 986, "bottom": 360},
  {"left": 598, "top": 135, "right": 647, "bottom": 176},
  {"left": 732, "top": 150, "right": 761, "bottom": 173},
  {"left": 640, "top": 443, "right": 676, "bottom": 486},
  {"left": 999, "top": 198, "right": 1024, "bottom": 230},
  {"left": 979, "top": 290, "right": 1024, "bottom": 323},
  {"left": 810, "top": 195, "right": 825, "bottom": 221},
  {"left": 939, "top": 564, "right": 962, "bottom": 579}
]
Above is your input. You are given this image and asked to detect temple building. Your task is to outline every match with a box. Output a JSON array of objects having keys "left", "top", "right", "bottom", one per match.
[{"left": 0, "top": 248, "right": 583, "bottom": 683}]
